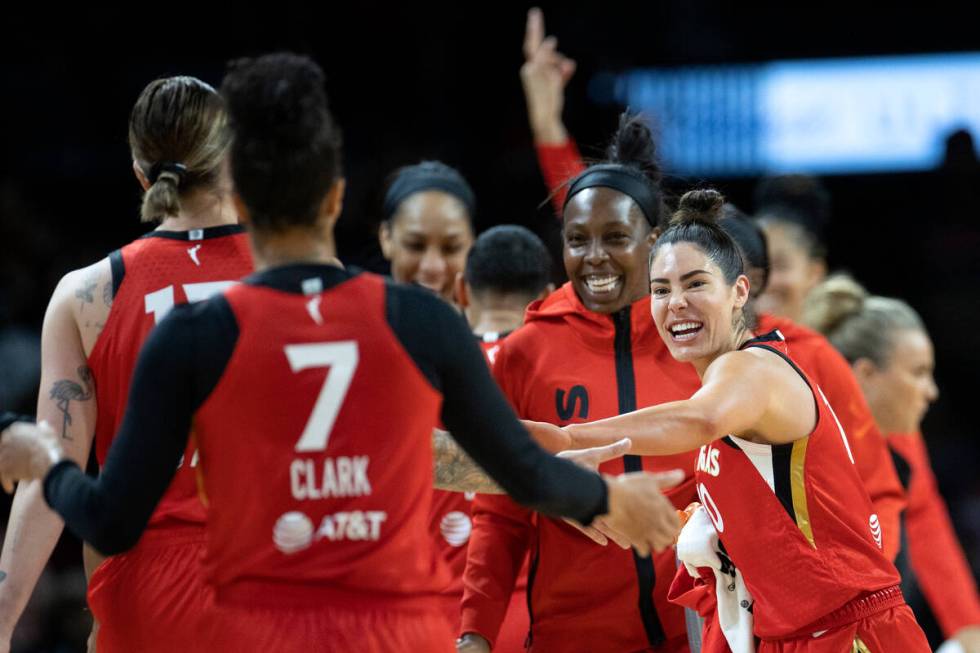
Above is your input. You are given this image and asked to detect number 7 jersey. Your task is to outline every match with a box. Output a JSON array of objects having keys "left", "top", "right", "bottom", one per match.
[
  {"left": 192, "top": 265, "right": 451, "bottom": 606},
  {"left": 88, "top": 225, "right": 253, "bottom": 530}
]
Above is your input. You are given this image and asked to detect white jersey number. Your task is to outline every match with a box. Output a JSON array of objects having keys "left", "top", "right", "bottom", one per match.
[
  {"left": 697, "top": 482, "right": 725, "bottom": 533},
  {"left": 144, "top": 281, "right": 237, "bottom": 324},
  {"left": 284, "top": 342, "right": 360, "bottom": 452}
]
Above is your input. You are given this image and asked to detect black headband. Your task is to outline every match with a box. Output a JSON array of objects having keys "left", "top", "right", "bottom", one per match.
[
  {"left": 148, "top": 161, "right": 188, "bottom": 186},
  {"left": 563, "top": 165, "right": 659, "bottom": 227},
  {"left": 383, "top": 169, "right": 476, "bottom": 222}
]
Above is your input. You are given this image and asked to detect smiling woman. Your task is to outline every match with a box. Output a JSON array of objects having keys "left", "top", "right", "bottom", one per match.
[
  {"left": 557, "top": 188, "right": 931, "bottom": 652},
  {"left": 458, "top": 114, "right": 705, "bottom": 653},
  {"left": 560, "top": 115, "right": 665, "bottom": 314},
  {"left": 378, "top": 161, "right": 476, "bottom": 303},
  {"left": 650, "top": 190, "right": 751, "bottom": 365}
]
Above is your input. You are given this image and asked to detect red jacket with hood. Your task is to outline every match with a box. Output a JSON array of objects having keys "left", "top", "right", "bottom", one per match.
[
  {"left": 460, "top": 283, "right": 701, "bottom": 652},
  {"left": 889, "top": 432, "right": 980, "bottom": 638}
]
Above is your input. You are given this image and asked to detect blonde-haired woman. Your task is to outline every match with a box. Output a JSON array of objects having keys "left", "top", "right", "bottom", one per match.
[{"left": 805, "top": 274, "right": 980, "bottom": 653}]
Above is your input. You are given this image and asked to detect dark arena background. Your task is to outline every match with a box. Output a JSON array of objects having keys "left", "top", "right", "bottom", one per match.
[{"left": 1, "top": 3, "right": 978, "bottom": 651}]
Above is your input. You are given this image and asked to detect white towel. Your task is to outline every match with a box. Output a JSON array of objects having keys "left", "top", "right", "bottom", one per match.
[
  {"left": 936, "top": 640, "right": 965, "bottom": 653},
  {"left": 677, "top": 506, "right": 756, "bottom": 653}
]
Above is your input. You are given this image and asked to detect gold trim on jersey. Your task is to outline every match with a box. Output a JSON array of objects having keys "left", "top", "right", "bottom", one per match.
[
  {"left": 852, "top": 637, "right": 872, "bottom": 652},
  {"left": 790, "top": 437, "right": 815, "bottom": 548}
]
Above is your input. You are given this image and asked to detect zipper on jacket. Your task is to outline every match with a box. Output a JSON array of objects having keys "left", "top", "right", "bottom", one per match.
[
  {"left": 524, "top": 548, "right": 540, "bottom": 649},
  {"left": 612, "top": 306, "right": 666, "bottom": 647}
]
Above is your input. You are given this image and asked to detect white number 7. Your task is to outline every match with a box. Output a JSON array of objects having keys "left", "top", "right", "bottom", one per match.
[{"left": 284, "top": 342, "right": 359, "bottom": 452}]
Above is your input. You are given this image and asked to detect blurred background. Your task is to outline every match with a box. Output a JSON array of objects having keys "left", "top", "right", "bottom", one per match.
[{"left": 1, "top": 3, "right": 978, "bottom": 650}]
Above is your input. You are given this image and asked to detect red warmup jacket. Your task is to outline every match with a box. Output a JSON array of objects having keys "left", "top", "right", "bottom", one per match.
[
  {"left": 890, "top": 432, "right": 980, "bottom": 637},
  {"left": 460, "top": 284, "right": 701, "bottom": 652},
  {"left": 535, "top": 139, "right": 906, "bottom": 560}
]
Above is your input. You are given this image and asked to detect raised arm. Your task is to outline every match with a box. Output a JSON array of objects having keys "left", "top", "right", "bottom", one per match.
[
  {"left": 0, "top": 267, "right": 103, "bottom": 648},
  {"left": 522, "top": 7, "right": 575, "bottom": 145},
  {"left": 520, "top": 7, "right": 585, "bottom": 213}
]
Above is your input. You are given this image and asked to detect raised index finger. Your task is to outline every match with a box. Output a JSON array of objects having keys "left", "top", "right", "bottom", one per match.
[{"left": 523, "top": 7, "right": 545, "bottom": 61}]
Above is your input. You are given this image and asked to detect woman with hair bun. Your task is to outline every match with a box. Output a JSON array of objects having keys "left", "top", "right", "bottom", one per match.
[
  {"left": 0, "top": 75, "right": 252, "bottom": 653},
  {"left": 379, "top": 160, "right": 476, "bottom": 304},
  {"left": 537, "top": 188, "right": 930, "bottom": 652},
  {"left": 719, "top": 209, "right": 907, "bottom": 561},
  {"left": 459, "top": 113, "right": 701, "bottom": 653},
  {"left": 805, "top": 275, "right": 980, "bottom": 653}
]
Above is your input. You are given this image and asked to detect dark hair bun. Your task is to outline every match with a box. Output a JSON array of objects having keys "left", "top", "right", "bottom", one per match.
[
  {"left": 223, "top": 53, "right": 337, "bottom": 156},
  {"left": 605, "top": 112, "right": 662, "bottom": 184},
  {"left": 220, "top": 52, "right": 343, "bottom": 231},
  {"left": 672, "top": 189, "right": 725, "bottom": 225}
]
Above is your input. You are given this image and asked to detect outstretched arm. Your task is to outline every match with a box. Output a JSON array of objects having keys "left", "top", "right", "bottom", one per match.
[
  {"left": 433, "top": 428, "right": 502, "bottom": 493},
  {"left": 433, "top": 428, "right": 628, "bottom": 494},
  {"left": 563, "top": 351, "right": 788, "bottom": 455}
]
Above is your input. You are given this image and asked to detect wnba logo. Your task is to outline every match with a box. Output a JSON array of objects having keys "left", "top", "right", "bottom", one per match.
[
  {"left": 869, "top": 514, "right": 882, "bottom": 549},
  {"left": 440, "top": 511, "right": 472, "bottom": 547},
  {"left": 273, "top": 511, "right": 315, "bottom": 554}
]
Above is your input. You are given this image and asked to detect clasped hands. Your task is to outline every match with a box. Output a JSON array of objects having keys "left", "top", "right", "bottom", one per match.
[{"left": 522, "top": 420, "right": 685, "bottom": 556}]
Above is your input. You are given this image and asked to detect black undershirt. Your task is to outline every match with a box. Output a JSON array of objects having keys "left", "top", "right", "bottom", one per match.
[{"left": 43, "top": 265, "right": 608, "bottom": 555}]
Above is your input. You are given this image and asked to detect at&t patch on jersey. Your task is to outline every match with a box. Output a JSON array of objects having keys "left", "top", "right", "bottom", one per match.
[{"left": 274, "top": 509, "right": 389, "bottom": 554}]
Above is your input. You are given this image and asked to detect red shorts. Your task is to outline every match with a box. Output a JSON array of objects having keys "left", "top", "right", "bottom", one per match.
[
  {"left": 528, "top": 633, "right": 689, "bottom": 653},
  {"left": 758, "top": 587, "right": 930, "bottom": 652},
  {"left": 205, "top": 601, "right": 455, "bottom": 652},
  {"left": 87, "top": 527, "right": 211, "bottom": 653}
]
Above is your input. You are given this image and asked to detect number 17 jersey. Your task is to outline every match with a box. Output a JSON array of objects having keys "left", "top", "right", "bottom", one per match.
[{"left": 88, "top": 226, "right": 253, "bottom": 531}]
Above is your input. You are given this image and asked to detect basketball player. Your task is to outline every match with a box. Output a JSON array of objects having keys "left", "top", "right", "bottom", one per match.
[
  {"left": 0, "top": 53, "right": 683, "bottom": 653},
  {"left": 0, "top": 76, "right": 252, "bottom": 653},
  {"left": 459, "top": 114, "right": 701, "bottom": 653},
  {"left": 379, "top": 160, "right": 475, "bottom": 304},
  {"left": 379, "top": 162, "right": 480, "bottom": 632},
  {"left": 540, "top": 190, "right": 930, "bottom": 652},
  {"left": 455, "top": 224, "right": 553, "bottom": 362}
]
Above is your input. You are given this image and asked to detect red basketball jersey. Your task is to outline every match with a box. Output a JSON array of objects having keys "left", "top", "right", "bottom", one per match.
[
  {"left": 87, "top": 226, "right": 253, "bottom": 530},
  {"left": 693, "top": 332, "right": 900, "bottom": 638},
  {"left": 193, "top": 272, "right": 451, "bottom": 607}
]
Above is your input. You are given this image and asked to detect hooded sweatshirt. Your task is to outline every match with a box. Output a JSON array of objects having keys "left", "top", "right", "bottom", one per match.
[{"left": 461, "top": 283, "right": 700, "bottom": 652}]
